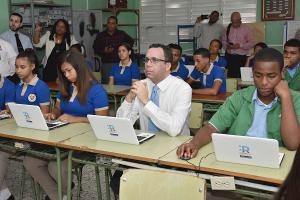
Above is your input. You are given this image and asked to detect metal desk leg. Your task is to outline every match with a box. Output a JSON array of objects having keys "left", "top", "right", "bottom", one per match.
[
  {"left": 55, "top": 147, "right": 63, "bottom": 200},
  {"left": 67, "top": 150, "right": 74, "bottom": 200}
]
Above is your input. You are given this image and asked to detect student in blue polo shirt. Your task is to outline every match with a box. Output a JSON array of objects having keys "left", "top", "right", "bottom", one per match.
[
  {"left": 168, "top": 43, "right": 189, "bottom": 80},
  {"left": 187, "top": 48, "right": 226, "bottom": 95},
  {"left": 108, "top": 42, "right": 140, "bottom": 86},
  {"left": 24, "top": 51, "right": 109, "bottom": 200},
  {"left": 0, "top": 49, "right": 48, "bottom": 200},
  {"left": 209, "top": 39, "right": 227, "bottom": 68},
  {"left": 15, "top": 49, "right": 50, "bottom": 113},
  {"left": 0, "top": 74, "right": 15, "bottom": 113}
]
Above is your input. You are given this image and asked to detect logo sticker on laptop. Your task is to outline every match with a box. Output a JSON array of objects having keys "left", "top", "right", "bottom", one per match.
[
  {"left": 107, "top": 124, "right": 118, "bottom": 136},
  {"left": 239, "top": 145, "right": 252, "bottom": 159},
  {"left": 23, "top": 112, "right": 32, "bottom": 123}
]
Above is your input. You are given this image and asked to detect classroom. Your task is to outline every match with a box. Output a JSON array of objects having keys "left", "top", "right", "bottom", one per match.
[{"left": 0, "top": 0, "right": 299, "bottom": 200}]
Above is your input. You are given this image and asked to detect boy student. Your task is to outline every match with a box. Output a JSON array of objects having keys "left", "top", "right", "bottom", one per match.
[
  {"left": 177, "top": 48, "right": 300, "bottom": 160},
  {"left": 167, "top": 43, "right": 189, "bottom": 80},
  {"left": 284, "top": 38, "right": 300, "bottom": 91},
  {"left": 187, "top": 48, "right": 226, "bottom": 95}
]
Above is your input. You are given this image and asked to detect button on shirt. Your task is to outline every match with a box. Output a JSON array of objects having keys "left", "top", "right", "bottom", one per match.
[
  {"left": 0, "top": 30, "right": 33, "bottom": 53},
  {"left": 117, "top": 75, "right": 192, "bottom": 136},
  {"left": 246, "top": 90, "right": 278, "bottom": 138}
]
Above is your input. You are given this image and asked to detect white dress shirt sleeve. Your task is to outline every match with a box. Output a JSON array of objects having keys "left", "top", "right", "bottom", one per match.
[
  {"left": 116, "top": 97, "right": 140, "bottom": 125},
  {"left": 143, "top": 83, "right": 192, "bottom": 137},
  {"left": 33, "top": 31, "right": 50, "bottom": 48}
]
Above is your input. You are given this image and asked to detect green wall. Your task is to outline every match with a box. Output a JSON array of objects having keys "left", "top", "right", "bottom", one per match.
[
  {"left": 1, "top": 0, "right": 298, "bottom": 50},
  {"left": 256, "top": 0, "right": 300, "bottom": 51}
]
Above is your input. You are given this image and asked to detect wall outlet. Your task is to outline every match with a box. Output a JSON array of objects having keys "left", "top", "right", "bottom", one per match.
[{"left": 210, "top": 176, "right": 236, "bottom": 190}]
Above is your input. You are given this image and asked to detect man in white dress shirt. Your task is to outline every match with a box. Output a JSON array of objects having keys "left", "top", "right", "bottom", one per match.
[{"left": 117, "top": 43, "right": 192, "bottom": 136}]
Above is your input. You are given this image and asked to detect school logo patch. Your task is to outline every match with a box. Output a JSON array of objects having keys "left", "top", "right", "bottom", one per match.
[{"left": 28, "top": 94, "right": 36, "bottom": 102}]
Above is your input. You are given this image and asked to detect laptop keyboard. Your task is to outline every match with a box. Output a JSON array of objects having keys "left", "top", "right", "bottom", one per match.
[{"left": 137, "top": 135, "right": 146, "bottom": 141}]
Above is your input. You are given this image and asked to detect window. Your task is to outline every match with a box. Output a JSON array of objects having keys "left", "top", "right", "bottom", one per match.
[{"left": 140, "top": 0, "right": 257, "bottom": 53}]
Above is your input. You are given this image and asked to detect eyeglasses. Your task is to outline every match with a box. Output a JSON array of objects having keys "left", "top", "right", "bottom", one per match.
[{"left": 143, "top": 57, "right": 168, "bottom": 64}]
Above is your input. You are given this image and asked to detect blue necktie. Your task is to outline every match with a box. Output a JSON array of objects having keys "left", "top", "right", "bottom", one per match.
[{"left": 148, "top": 85, "right": 160, "bottom": 132}]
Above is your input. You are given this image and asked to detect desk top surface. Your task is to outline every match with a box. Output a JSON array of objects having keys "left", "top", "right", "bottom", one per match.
[
  {"left": 158, "top": 142, "right": 295, "bottom": 184},
  {"left": 192, "top": 92, "right": 232, "bottom": 103},
  {"left": 0, "top": 119, "right": 91, "bottom": 146},
  {"left": 58, "top": 131, "right": 191, "bottom": 163},
  {"left": 47, "top": 82, "right": 130, "bottom": 95}
]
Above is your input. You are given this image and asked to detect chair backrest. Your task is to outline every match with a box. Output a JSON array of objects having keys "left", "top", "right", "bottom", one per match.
[
  {"left": 119, "top": 169, "right": 206, "bottom": 200},
  {"left": 226, "top": 78, "right": 238, "bottom": 93},
  {"left": 189, "top": 102, "right": 203, "bottom": 129}
]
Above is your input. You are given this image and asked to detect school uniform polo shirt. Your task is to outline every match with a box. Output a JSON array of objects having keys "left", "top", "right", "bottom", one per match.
[
  {"left": 109, "top": 60, "right": 140, "bottom": 86},
  {"left": 190, "top": 63, "right": 226, "bottom": 93},
  {"left": 57, "top": 82, "right": 108, "bottom": 117},
  {"left": 0, "top": 78, "right": 15, "bottom": 110},
  {"left": 285, "top": 61, "right": 300, "bottom": 91},
  {"left": 212, "top": 56, "right": 227, "bottom": 68},
  {"left": 209, "top": 86, "right": 300, "bottom": 146},
  {"left": 15, "top": 76, "right": 50, "bottom": 106},
  {"left": 170, "top": 61, "right": 189, "bottom": 80}
]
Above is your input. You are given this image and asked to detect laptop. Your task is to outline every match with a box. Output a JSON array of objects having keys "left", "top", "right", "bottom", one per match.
[
  {"left": 7, "top": 103, "right": 68, "bottom": 131},
  {"left": 240, "top": 67, "right": 253, "bottom": 82},
  {"left": 87, "top": 115, "right": 155, "bottom": 145},
  {"left": 212, "top": 133, "right": 284, "bottom": 168}
]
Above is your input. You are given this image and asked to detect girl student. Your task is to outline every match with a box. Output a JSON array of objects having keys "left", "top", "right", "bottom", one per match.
[
  {"left": 0, "top": 49, "right": 50, "bottom": 200},
  {"left": 108, "top": 42, "right": 140, "bottom": 86},
  {"left": 23, "top": 51, "right": 109, "bottom": 200}
]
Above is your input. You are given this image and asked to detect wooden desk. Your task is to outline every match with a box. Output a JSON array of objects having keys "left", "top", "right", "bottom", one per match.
[
  {"left": 0, "top": 120, "right": 91, "bottom": 200},
  {"left": 58, "top": 131, "right": 191, "bottom": 163},
  {"left": 158, "top": 142, "right": 294, "bottom": 185},
  {"left": 47, "top": 82, "right": 130, "bottom": 96},
  {"left": 192, "top": 92, "right": 232, "bottom": 112},
  {"left": 237, "top": 79, "right": 254, "bottom": 89},
  {"left": 192, "top": 92, "right": 231, "bottom": 104},
  {"left": 0, "top": 121, "right": 91, "bottom": 145}
]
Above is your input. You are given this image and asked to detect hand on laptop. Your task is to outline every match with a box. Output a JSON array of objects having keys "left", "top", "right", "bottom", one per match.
[
  {"left": 57, "top": 114, "right": 77, "bottom": 123},
  {"left": 176, "top": 142, "right": 199, "bottom": 160},
  {"left": 44, "top": 113, "right": 56, "bottom": 121}
]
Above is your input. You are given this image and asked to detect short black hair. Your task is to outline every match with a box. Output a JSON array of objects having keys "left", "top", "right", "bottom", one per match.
[
  {"left": 193, "top": 48, "right": 210, "bottom": 58},
  {"left": 167, "top": 43, "right": 182, "bottom": 55},
  {"left": 284, "top": 38, "right": 300, "bottom": 52},
  {"left": 11, "top": 13, "right": 23, "bottom": 23},
  {"left": 107, "top": 16, "right": 118, "bottom": 24},
  {"left": 254, "top": 42, "right": 268, "bottom": 49},
  {"left": 253, "top": 48, "right": 283, "bottom": 70},
  {"left": 149, "top": 43, "right": 172, "bottom": 63},
  {"left": 210, "top": 39, "right": 222, "bottom": 49}
]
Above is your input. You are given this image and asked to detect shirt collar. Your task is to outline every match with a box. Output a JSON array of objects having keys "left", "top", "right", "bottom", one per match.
[
  {"left": 9, "top": 29, "right": 18, "bottom": 34},
  {"left": 252, "top": 89, "right": 278, "bottom": 109},
  {"left": 20, "top": 75, "right": 39, "bottom": 86},
  {"left": 119, "top": 59, "right": 132, "bottom": 67},
  {"left": 287, "top": 61, "right": 300, "bottom": 72},
  {"left": 202, "top": 63, "right": 214, "bottom": 75},
  {"left": 147, "top": 75, "right": 173, "bottom": 92},
  {"left": 171, "top": 62, "right": 180, "bottom": 73}
]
